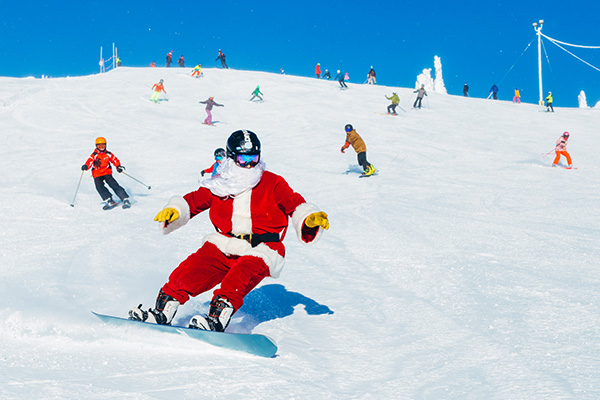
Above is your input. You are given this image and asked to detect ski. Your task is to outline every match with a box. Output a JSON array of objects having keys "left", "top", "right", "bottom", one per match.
[
  {"left": 92, "top": 312, "right": 278, "bottom": 358},
  {"left": 102, "top": 201, "right": 120, "bottom": 210}
]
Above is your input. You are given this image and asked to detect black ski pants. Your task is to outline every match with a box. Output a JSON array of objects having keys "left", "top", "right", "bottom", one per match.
[
  {"left": 339, "top": 79, "right": 347, "bottom": 88},
  {"left": 357, "top": 152, "right": 372, "bottom": 172},
  {"left": 94, "top": 174, "right": 129, "bottom": 201},
  {"left": 387, "top": 103, "right": 398, "bottom": 114},
  {"left": 413, "top": 97, "right": 423, "bottom": 108}
]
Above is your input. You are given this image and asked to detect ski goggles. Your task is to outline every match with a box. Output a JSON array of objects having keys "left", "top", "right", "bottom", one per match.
[
  {"left": 235, "top": 154, "right": 260, "bottom": 168},
  {"left": 215, "top": 156, "right": 223, "bottom": 161}
]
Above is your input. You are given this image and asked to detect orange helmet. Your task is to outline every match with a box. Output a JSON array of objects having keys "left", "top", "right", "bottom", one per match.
[{"left": 95, "top": 137, "right": 107, "bottom": 145}]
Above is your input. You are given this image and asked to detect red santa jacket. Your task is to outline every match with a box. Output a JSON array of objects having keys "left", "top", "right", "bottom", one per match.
[
  {"left": 160, "top": 171, "right": 323, "bottom": 278},
  {"left": 84, "top": 150, "right": 122, "bottom": 178}
]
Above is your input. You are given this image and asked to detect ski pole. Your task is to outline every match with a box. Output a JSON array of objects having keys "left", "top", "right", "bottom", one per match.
[
  {"left": 542, "top": 149, "right": 555, "bottom": 158},
  {"left": 70, "top": 170, "right": 85, "bottom": 207},
  {"left": 122, "top": 172, "right": 151, "bottom": 189}
]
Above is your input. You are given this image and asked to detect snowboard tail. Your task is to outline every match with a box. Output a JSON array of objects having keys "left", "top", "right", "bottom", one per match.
[{"left": 92, "top": 311, "right": 277, "bottom": 358}]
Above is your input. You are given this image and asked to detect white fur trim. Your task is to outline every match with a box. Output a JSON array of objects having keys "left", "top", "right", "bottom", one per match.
[
  {"left": 203, "top": 232, "right": 286, "bottom": 278},
  {"left": 291, "top": 202, "right": 323, "bottom": 244},
  {"left": 231, "top": 189, "right": 252, "bottom": 235},
  {"left": 161, "top": 195, "right": 191, "bottom": 235}
]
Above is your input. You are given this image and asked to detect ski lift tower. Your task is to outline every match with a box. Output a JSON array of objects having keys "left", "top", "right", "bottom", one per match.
[{"left": 532, "top": 20, "right": 544, "bottom": 105}]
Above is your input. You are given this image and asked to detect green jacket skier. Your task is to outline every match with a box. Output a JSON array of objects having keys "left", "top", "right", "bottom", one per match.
[
  {"left": 385, "top": 92, "right": 400, "bottom": 115},
  {"left": 250, "top": 85, "right": 263, "bottom": 101}
]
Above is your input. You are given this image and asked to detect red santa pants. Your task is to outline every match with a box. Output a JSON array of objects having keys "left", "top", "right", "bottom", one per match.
[
  {"left": 553, "top": 151, "right": 572, "bottom": 165},
  {"left": 161, "top": 241, "right": 270, "bottom": 311}
]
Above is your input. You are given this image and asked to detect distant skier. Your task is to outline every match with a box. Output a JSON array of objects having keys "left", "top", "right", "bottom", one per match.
[
  {"left": 150, "top": 61, "right": 156, "bottom": 68},
  {"left": 191, "top": 64, "right": 203, "bottom": 78},
  {"left": 489, "top": 84, "right": 499, "bottom": 100},
  {"left": 81, "top": 137, "right": 130, "bottom": 210},
  {"left": 199, "top": 96, "right": 224, "bottom": 125},
  {"left": 249, "top": 85, "right": 263, "bottom": 101},
  {"left": 150, "top": 79, "right": 166, "bottom": 103},
  {"left": 166, "top": 51, "right": 173, "bottom": 67},
  {"left": 322, "top": 69, "right": 331, "bottom": 79},
  {"left": 513, "top": 88, "right": 521, "bottom": 104},
  {"left": 216, "top": 49, "right": 229, "bottom": 69},
  {"left": 463, "top": 83, "right": 469, "bottom": 97},
  {"left": 128, "top": 130, "right": 329, "bottom": 332},
  {"left": 545, "top": 91, "right": 554, "bottom": 112},
  {"left": 385, "top": 92, "right": 400, "bottom": 115},
  {"left": 116, "top": 57, "right": 122, "bottom": 67},
  {"left": 335, "top": 70, "right": 347, "bottom": 89},
  {"left": 341, "top": 124, "right": 376, "bottom": 176},
  {"left": 178, "top": 55, "right": 185, "bottom": 68},
  {"left": 552, "top": 131, "right": 572, "bottom": 168},
  {"left": 367, "top": 66, "right": 376, "bottom": 84},
  {"left": 344, "top": 72, "right": 350, "bottom": 81},
  {"left": 316, "top": 63, "right": 321, "bottom": 79},
  {"left": 200, "top": 148, "right": 226, "bottom": 179},
  {"left": 413, "top": 85, "right": 427, "bottom": 109}
]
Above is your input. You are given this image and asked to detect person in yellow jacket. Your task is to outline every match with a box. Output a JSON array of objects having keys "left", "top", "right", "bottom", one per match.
[
  {"left": 340, "top": 124, "right": 376, "bottom": 176},
  {"left": 191, "top": 64, "right": 203, "bottom": 78},
  {"left": 545, "top": 91, "right": 554, "bottom": 112},
  {"left": 513, "top": 88, "right": 521, "bottom": 103}
]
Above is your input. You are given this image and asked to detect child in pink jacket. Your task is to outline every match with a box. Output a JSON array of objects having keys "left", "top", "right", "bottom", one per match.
[{"left": 553, "top": 131, "right": 572, "bottom": 168}]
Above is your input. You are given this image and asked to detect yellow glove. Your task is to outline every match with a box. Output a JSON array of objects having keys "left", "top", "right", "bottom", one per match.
[
  {"left": 154, "top": 207, "right": 180, "bottom": 223},
  {"left": 305, "top": 212, "right": 329, "bottom": 230}
]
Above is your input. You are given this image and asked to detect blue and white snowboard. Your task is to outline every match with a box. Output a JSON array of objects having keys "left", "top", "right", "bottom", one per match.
[{"left": 92, "top": 311, "right": 278, "bottom": 358}]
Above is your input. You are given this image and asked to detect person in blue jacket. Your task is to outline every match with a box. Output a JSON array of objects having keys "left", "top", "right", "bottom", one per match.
[
  {"left": 200, "top": 148, "right": 226, "bottom": 179},
  {"left": 489, "top": 84, "right": 499, "bottom": 100}
]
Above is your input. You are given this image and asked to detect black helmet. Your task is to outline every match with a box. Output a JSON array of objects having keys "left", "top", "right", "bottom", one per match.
[
  {"left": 214, "top": 148, "right": 226, "bottom": 158},
  {"left": 345, "top": 124, "right": 353, "bottom": 132},
  {"left": 226, "top": 130, "right": 261, "bottom": 168}
]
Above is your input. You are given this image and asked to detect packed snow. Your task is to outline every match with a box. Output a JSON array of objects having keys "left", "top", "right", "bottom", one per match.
[{"left": 1, "top": 67, "right": 599, "bottom": 399}]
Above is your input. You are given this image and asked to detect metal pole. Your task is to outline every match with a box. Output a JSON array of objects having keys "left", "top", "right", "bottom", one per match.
[
  {"left": 112, "top": 43, "right": 115, "bottom": 70},
  {"left": 100, "top": 46, "right": 103, "bottom": 73},
  {"left": 533, "top": 20, "right": 544, "bottom": 105}
]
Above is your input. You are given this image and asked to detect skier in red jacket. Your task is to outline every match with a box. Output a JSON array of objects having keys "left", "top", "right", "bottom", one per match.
[
  {"left": 129, "top": 130, "right": 329, "bottom": 332},
  {"left": 81, "top": 137, "right": 130, "bottom": 209}
]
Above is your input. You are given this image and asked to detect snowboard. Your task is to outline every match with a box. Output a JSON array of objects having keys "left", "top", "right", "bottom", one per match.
[
  {"left": 92, "top": 312, "right": 278, "bottom": 358},
  {"left": 359, "top": 172, "right": 378, "bottom": 178}
]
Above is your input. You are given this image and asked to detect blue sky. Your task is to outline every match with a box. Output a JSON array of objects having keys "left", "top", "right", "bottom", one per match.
[{"left": 2, "top": 1, "right": 599, "bottom": 107}]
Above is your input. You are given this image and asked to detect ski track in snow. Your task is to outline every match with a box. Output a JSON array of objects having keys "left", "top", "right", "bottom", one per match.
[{"left": 0, "top": 67, "right": 599, "bottom": 399}]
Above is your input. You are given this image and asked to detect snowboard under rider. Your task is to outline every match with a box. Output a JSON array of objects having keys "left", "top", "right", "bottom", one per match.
[
  {"left": 341, "top": 124, "right": 376, "bottom": 176},
  {"left": 552, "top": 131, "right": 572, "bottom": 168},
  {"left": 129, "top": 130, "right": 330, "bottom": 332},
  {"left": 81, "top": 137, "right": 130, "bottom": 209}
]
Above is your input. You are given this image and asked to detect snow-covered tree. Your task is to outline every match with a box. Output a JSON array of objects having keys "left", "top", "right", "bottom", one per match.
[
  {"left": 416, "top": 56, "right": 447, "bottom": 94},
  {"left": 578, "top": 90, "right": 588, "bottom": 108},
  {"left": 433, "top": 56, "right": 447, "bottom": 94},
  {"left": 415, "top": 68, "right": 434, "bottom": 92}
]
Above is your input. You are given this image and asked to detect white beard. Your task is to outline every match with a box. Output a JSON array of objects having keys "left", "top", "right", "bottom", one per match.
[{"left": 199, "top": 157, "right": 265, "bottom": 197}]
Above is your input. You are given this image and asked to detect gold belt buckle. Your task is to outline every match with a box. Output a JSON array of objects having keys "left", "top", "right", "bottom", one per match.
[{"left": 239, "top": 233, "right": 252, "bottom": 241}]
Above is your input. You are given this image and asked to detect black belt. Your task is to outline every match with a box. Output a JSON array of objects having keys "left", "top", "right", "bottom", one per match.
[{"left": 228, "top": 232, "right": 280, "bottom": 247}]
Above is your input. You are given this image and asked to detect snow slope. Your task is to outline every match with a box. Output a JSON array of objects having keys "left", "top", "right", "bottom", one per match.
[{"left": 1, "top": 67, "right": 599, "bottom": 399}]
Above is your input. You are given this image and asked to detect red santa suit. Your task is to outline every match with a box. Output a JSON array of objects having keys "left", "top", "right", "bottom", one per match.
[{"left": 157, "top": 158, "right": 324, "bottom": 311}]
